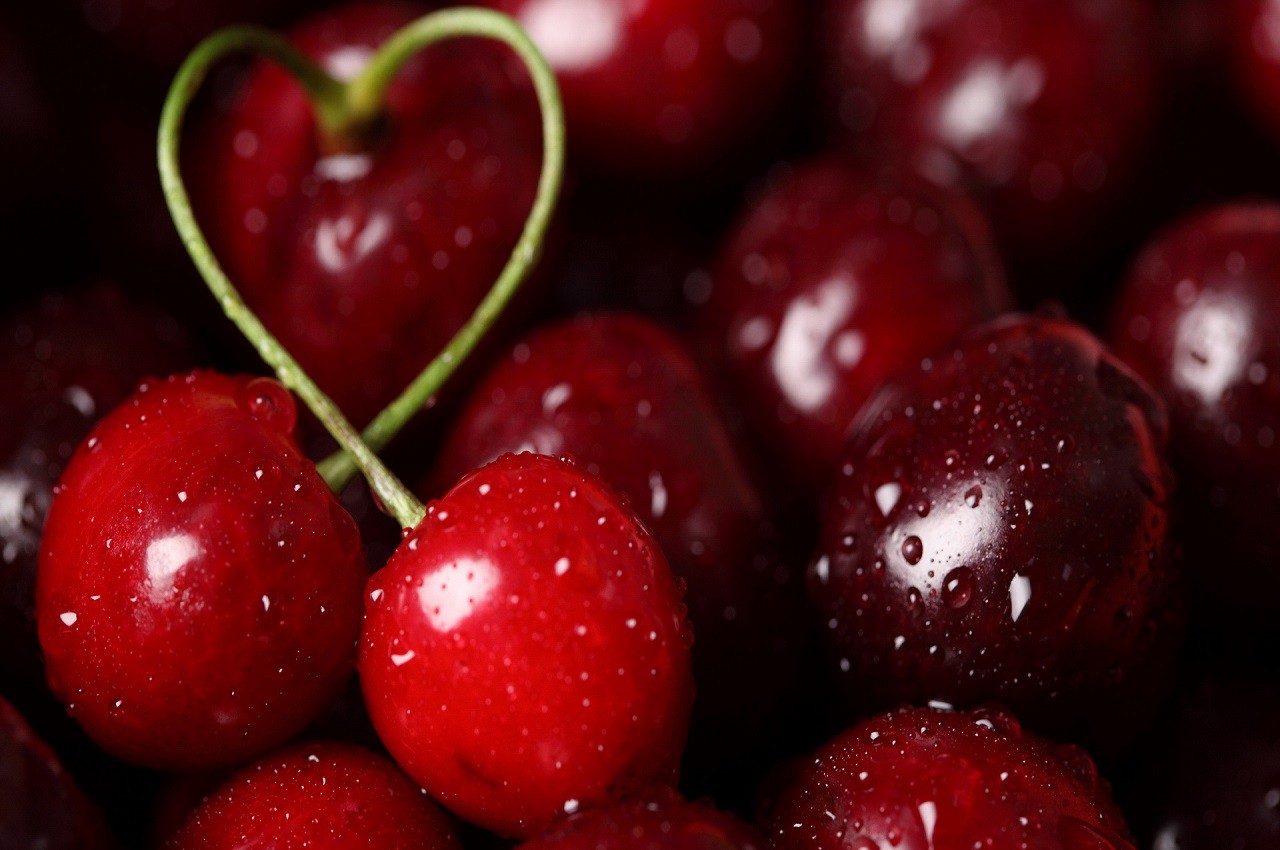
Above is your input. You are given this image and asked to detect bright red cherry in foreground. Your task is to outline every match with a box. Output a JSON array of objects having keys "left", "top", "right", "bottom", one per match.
[
  {"left": 0, "top": 697, "right": 113, "bottom": 850},
  {"left": 1110, "top": 204, "right": 1280, "bottom": 625},
  {"left": 167, "top": 741, "right": 460, "bottom": 849},
  {"left": 700, "top": 160, "right": 1008, "bottom": 492},
  {"left": 483, "top": 0, "right": 801, "bottom": 180},
  {"left": 768, "top": 705, "right": 1132, "bottom": 850},
  {"left": 37, "top": 371, "right": 365, "bottom": 769},
  {"left": 194, "top": 2, "right": 542, "bottom": 424},
  {"left": 0, "top": 287, "right": 194, "bottom": 716},
  {"left": 808, "top": 315, "right": 1179, "bottom": 744},
  {"left": 361, "top": 453, "right": 694, "bottom": 837},
  {"left": 432, "top": 313, "right": 809, "bottom": 771},
  {"left": 516, "top": 787, "right": 764, "bottom": 850},
  {"left": 823, "top": 0, "right": 1158, "bottom": 255}
]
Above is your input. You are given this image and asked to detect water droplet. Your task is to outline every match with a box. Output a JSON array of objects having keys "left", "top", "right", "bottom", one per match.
[
  {"left": 972, "top": 705, "right": 1022, "bottom": 737},
  {"left": 901, "top": 536, "right": 923, "bottom": 565},
  {"left": 942, "top": 567, "right": 975, "bottom": 609},
  {"left": 985, "top": 448, "right": 1009, "bottom": 469},
  {"left": 964, "top": 485, "right": 982, "bottom": 508},
  {"left": 1054, "top": 433, "right": 1076, "bottom": 454},
  {"left": 238, "top": 377, "right": 297, "bottom": 433},
  {"left": 874, "top": 482, "right": 902, "bottom": 517}
]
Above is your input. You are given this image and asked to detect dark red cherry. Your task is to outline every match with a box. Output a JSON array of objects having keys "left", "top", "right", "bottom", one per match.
[
  {"left": 481, "top": 0, "right": 802, "bottom": 180},
  {"left": 0, "top": 286, "right": 194, "bottom": 718},
  {"left": 36, "top": 371, "right": 366, "bottom": 769},
  {"left": 193, "top": 1, "right": 542, "bottom": 424},
  {"left": 516, "top": 787, "right": 765, "bottom": 850},
  {"left": 1110, "top": 204, "right": 1280, "bottom": 626},
  {"left": 1136, "top": 668, "right": 1280, "bottom": 850},
  {"left": 0, "top": 696, "right": 114, "bottom": 850},
  {"left": 823, "top": 0, "right": 1158, "bottom": 256},
  {"left": 432, "top": 313, "right": 809, "bottom": 775},
  {"left": 808, "top": 315, "right": 1179, "bottom": 744},
  {"left": 167, "top": 741, "right": 460, "bottom": 849},
  {"left": 699, "top": 160, "right": 1009, "bottom": 493},
  {"left": 768, "top": 705, "right": 1132, "bottom": 850},
  {"left": 360, "top": 452, "right": 694, "bottom": 837}
]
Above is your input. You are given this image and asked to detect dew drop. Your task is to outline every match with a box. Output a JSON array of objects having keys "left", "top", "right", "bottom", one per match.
[
  {"left": 901, "top": 536, "right": 923, "bottom": 565},
  {"left": 942, "top": 567, "right": 975, "bottom": 609},
  {"left": 964, "top": 485, "right": 982, "bottom": 508}
]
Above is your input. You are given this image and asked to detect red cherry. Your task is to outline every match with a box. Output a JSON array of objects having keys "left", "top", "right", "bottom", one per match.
[
  {"left": 822, "top": 0, "right": 1158, "bottom": 256},
  {"left": 481, "top": 0, "right": 802, "bottom": 180},
  {"left": 36, "top": 371, "right": 366, "bottom": 769},
  {"left": 1110, "top": 204, "right": 1280, "bottom": 624},
  {"left": 0, "top": 286, "right": 195, "bottom": 717},
  {"left": 807, "top": 315, "right": 1179, "bottom": 745},
  {"left": 515, "top": 787, "right": 765, "bottom": 850},
  {"left": 166, "top": 741, "right": 460, "bottom": 849},
  {"left": 767, "top": 705, "right": 1132, "bottom": 850},
  {"left": 360, "top": 452, "right": 694, "bottom": 837},
  {"left": 432, "top": 313, "right": 809, "bottom": 774},
  {"left": 0, "top": 696, "right": 113, "bottom": 850},
  {"left": 192, "top": 1, "right": 543, "bottom": 424},
  {"left": 699, "top": 160, "right": 1008, "bottom": 493}
]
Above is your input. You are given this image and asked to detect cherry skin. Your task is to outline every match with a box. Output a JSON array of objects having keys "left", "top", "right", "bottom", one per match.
[
  {"left": 360, "top": 452, "right": 694, "bottom": 838},
  {"left": 808, "top": 315, "right": 1179, "bottom": 745},
  {"left": 0, "top": 696, "right": 114, "bottom": 850},
  {"left": 767, "top": 705, "right": 1133, "bottom": 850},
  {"left": 0, "top": 286, "right": 194, "bottom": 717},
  {"left": 36, "top": 371, "right": 366, "bottom": 770},
  {"left": 822, "top": 0, "right": 1158, "bottom": 256},
  {"left": 431, "top": 313, "right": 809, "bottom": 772},
  {"left": 1109, "top": 204, "right": 1280, "bottom": 625},
  {"left": 698, "top": 159, "right": 1009, "bottom": 493},
  {"left": 515, "top": 787, "right": 765, "bottom": 850},
  {"left": 193, "top": 1, "right": 542, "bottom": 424},
  {"left": 481, "top": 0, "right": 801, "bottom": 180},
  {"left": 167, "top": 741, "right": 460, "bottom": 849}
]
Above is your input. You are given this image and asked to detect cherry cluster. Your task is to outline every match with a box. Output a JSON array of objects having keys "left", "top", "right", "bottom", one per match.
[{"left": 3, "top": 1, "right": 1279, "bottom": 849}]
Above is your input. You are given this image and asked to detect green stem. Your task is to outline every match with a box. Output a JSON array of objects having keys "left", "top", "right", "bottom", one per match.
[
  {"left": 316, "top": 8, "right": 566, "bottom": 490},
  {"left": 158, "top": 25, "right": 427, "bottom": 528}
]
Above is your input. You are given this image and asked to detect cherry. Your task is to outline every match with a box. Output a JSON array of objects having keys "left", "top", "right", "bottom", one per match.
[
  {"left": 0, "top": 696, "right": 113, "bottom": 850},
  {"left": 767, "top": 705, "right": 1132, "bottom": 850},
  {"left": 0, "top": 286, "right": 194, "bottom": 717},
  {"left": 192, "top": 1, "right": 543, "bottom": 424},
  {"left": 166, "top": 741, "right": 460, "bottom": 849},
  {"left": 807, "top": 314, "right": 1179, "bottom": 745},
  {"left": 360, "top": 452, "right": 694, "bottom": 837},
  {"left": 1109, "top": 204, "right": 1280, "bottom": 626},
  {"left": 515, "top": 787, "right": 765, "bottom": 850},
  {"left": 480, "top": 0, "right": 802, "bottom": 181},
  {"left": 431, "top": 313, "right": 809, "bottom": 777},
  {"left": 1229, "top": 0, "right": 1280, "bottom": 145},
  {"left": 822, "top": 0, "right": 1159, "bottom": 256},
  {"left": 36, "top": 370, "right": 366, "bottom": 769},
  {"left": 698, "top": 159, "right": 1009, "bottom": 493}
]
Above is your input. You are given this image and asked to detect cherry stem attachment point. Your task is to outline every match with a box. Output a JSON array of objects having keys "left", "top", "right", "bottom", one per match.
[{"left": 158, "top": 9, "right": 565, "bottom": 530}]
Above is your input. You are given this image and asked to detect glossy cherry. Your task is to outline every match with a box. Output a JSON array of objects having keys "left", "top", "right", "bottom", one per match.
[
  {"left": 36, "top": 371, "right": 366, "bottom": 769},
  {"left": 808, "top": 315, "right": 1179, "bottom": 744},
  {"left": 0, "top": 286, "right": 194, "bottom": 716},
  {"left": 1110, "top": 204, "right": 1280, "bottom": 625},
  {"left": 699, "top": 159, "right": 1009, "bottom": 493},
  {"left": 822, "top": 0, "right": 1159, "bottom": 255},
  {"left": 360, "top": 452, "right": 694, "bottom": 837},
  {"left": 0, "top": 696, "right": 113, "bottom": 850},
  {"left": 481, "top": 0, "right": 801, "bottom": 180},
  {"left": 768, "top": 705, "right": 1132, "bottom": 850},
  {"left": 432, "top": 313, "right": 808, "bottom": 769},
  {"left": 193, "top": 1, "right": 543, "bottom": 424},
  {"left": 167, "top": 741, "right": 460, "bottom": 849},
  {"left": 516, "top": 787, "right": 765, "bottom": 850}
]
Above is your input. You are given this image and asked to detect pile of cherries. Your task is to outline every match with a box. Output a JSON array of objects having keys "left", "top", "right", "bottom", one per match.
[{"left": 3, "top": 0, "right": 1280, "bottom": 848}]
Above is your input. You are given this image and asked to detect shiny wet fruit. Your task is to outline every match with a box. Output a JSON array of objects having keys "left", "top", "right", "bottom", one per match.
[
  {"left": 360, "top": 452, "right": 695, "bottom": 838},
  {"left": 807, "top": 314, "right": 1180, "bottom": 746},
  {"left": 166, "top": 740, "right": 460, "bottom": 849},
  {"left": 699, "top": 159, "right": 1009, "bottom": 493},
  {"left": 768, "top": 705, "right": 1133, "bottom": 850},
  {"left": 36, "top": 371, "right": 366, "bottom": 769}
]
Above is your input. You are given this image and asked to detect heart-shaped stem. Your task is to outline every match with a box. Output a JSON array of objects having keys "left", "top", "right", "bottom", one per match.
[{"left": 158, "top": 8, "right": 566, "bottom": 530}]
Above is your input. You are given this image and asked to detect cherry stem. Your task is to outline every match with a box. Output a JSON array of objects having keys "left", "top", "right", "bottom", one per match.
[
  {"left": 315, "top": 8, "right": 566, "bottom": 490},
  {"left": 158, "top": 10, "right": 565, "bottom": 529}
]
